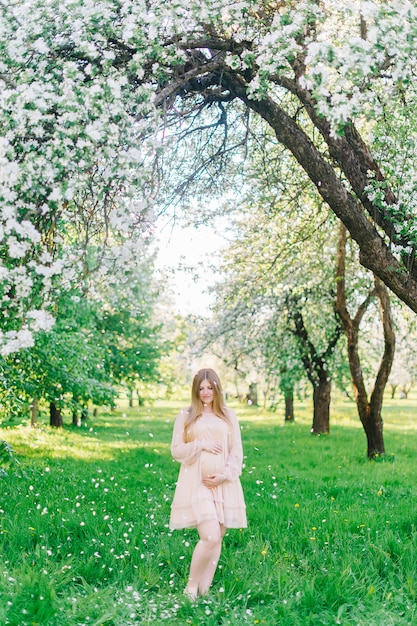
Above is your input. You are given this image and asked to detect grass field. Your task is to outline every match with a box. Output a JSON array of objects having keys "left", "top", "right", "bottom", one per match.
[{"left": 1, "top": 393, "right": 417, "bottom": 625}]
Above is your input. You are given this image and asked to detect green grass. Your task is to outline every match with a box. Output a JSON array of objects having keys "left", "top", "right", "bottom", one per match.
[{"left": 1, "top": 394, "right": 417, "bottom": 625}]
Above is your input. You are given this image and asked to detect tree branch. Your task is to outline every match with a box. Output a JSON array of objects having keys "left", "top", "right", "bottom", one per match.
[{"left": 219, "top": 70, "right": 417, "bottom": 313}]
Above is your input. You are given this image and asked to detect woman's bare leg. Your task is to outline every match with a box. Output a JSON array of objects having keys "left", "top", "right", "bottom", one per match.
[
  {"left": 185, "top": 521, "right": 225, "bottom": 597},
  {"left": 198, "top": 523, "right": 226, "bottom": 595}
]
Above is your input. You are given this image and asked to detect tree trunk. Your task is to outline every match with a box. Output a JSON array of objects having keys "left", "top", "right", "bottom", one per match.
[
  {"left": 311, "top": 378, "right": 331, "bottom": 434},
  {"left": 72, "top": 410, "right": 80, "bottom": 426},
  {"left": 400, "top": 385, "right": 411, "bottom": 399},
  {"left": 357, "top": 404, "right": 385, "bottom": 458},
  {"left": 336, "top": 224, "right": 394, "bottom": 457},
  {"left": 287, "top": 294, "right": 341, "bottom": 435},
  {"left": 49, "top": 402, "right": 63, "bottom": 428},
  {"left": 284, "top": 392, "right": 294, "bottom": 422},
  {"left": 246, "top": 382, "right": 258, "bottom": 406},
  {"left": 262, "top": 380, "right": 270, "bottom": 409},
  {"left": 30, "top": 397, "right": 38, "bottom": 428}
]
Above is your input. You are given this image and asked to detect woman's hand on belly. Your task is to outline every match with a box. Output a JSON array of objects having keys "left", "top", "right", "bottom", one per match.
[
  {"left": 202, "top": 473, "right": 226, "bottom": 489},
  {"left": 201, "top": 440, "right": 223, "bottom": 454},
  {"left": 200, "top": 450, "right": 224, "bottom": 477}
]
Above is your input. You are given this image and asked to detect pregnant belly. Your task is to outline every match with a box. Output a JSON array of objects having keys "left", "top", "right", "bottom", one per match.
[{"left": 200, "top": 451, "right": 223, "bottom": 477}]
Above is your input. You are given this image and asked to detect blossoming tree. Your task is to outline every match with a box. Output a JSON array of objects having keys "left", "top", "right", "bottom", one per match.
[{"left": 1, "top": 0, "right": 417, "bottom": 358}]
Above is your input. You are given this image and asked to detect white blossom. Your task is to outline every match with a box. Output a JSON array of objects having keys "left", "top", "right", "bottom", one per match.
[
  {"left": 0, "top": 329, "right": 35, "bottom": 356},
  {"left": 26, "top": 310, "right": 56, "bottom": 332},
  {"left": 7, "top": 237, "right": 30, "bottom": 259},
  {"left": 32, "top": 259, "right": 65, "bottom": 278}
]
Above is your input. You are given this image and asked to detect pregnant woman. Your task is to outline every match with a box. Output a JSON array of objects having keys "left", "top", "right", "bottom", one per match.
[{"left": 170, "top": 368, "right": 247, "bottom": 599}]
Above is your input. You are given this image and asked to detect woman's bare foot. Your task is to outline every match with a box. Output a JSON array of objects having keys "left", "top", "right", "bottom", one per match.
[{"left": 183, "top": 586, "right": 198, "bottom": 601}]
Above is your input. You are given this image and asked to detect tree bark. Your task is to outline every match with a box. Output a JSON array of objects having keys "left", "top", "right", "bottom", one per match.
[
  {"left": 336, "top": 224, "right": 395, "bottom": 457},
  {"left": 49, "top": 402, "right": 63, "bottom": 428},
  {"left": 284, "top": 392, "right": 294, "bottom": 423},
  {"left": 311, "top": 378, "right": 331, "bottom": 434}
]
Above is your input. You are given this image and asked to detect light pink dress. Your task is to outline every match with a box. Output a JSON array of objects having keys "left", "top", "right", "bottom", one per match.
[{"left": 169, "top": 407, "right": 247, "bottom": 530}]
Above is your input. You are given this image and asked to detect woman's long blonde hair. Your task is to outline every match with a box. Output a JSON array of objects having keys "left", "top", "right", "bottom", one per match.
[{"left": 184, "top": 368, "right": 230, "bottom": 440}]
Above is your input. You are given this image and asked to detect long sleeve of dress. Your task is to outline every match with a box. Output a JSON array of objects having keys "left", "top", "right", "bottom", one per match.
[
  {"left": 222, "top": 409, "right": 244, "bottom": 481},
  {"left": 171, "top": 408, "right": 203, "bottom": 465}
]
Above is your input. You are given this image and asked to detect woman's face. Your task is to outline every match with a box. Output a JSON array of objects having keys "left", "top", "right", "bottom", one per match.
[{"left": 199, "top": 379, "right": 214, "bottom": 407}]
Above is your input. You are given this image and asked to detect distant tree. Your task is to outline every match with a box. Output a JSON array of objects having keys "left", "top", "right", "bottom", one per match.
[
  {"left": 1, "top": 293, "right": 116, "bottom": 427},
  {"left": 97, "top": 308, "right": 165, "bottom": 407},
  {"left": 193, "top": 304, "right": 260, "bottom": 403},
  {"left": 285, "top": 291, "right": 343, "bottom": 434},
  {"left": 199, "top": 217, "right": 343, "bottom": 429},
  {"left": 259, "top": 319, "right": 305, "bottom": 420},
  {"left": 0, "top": 256, "right": 168, "bottom": 427},
  {"left": 336, "top": 224, "right": 395, "bottom": 457}
]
